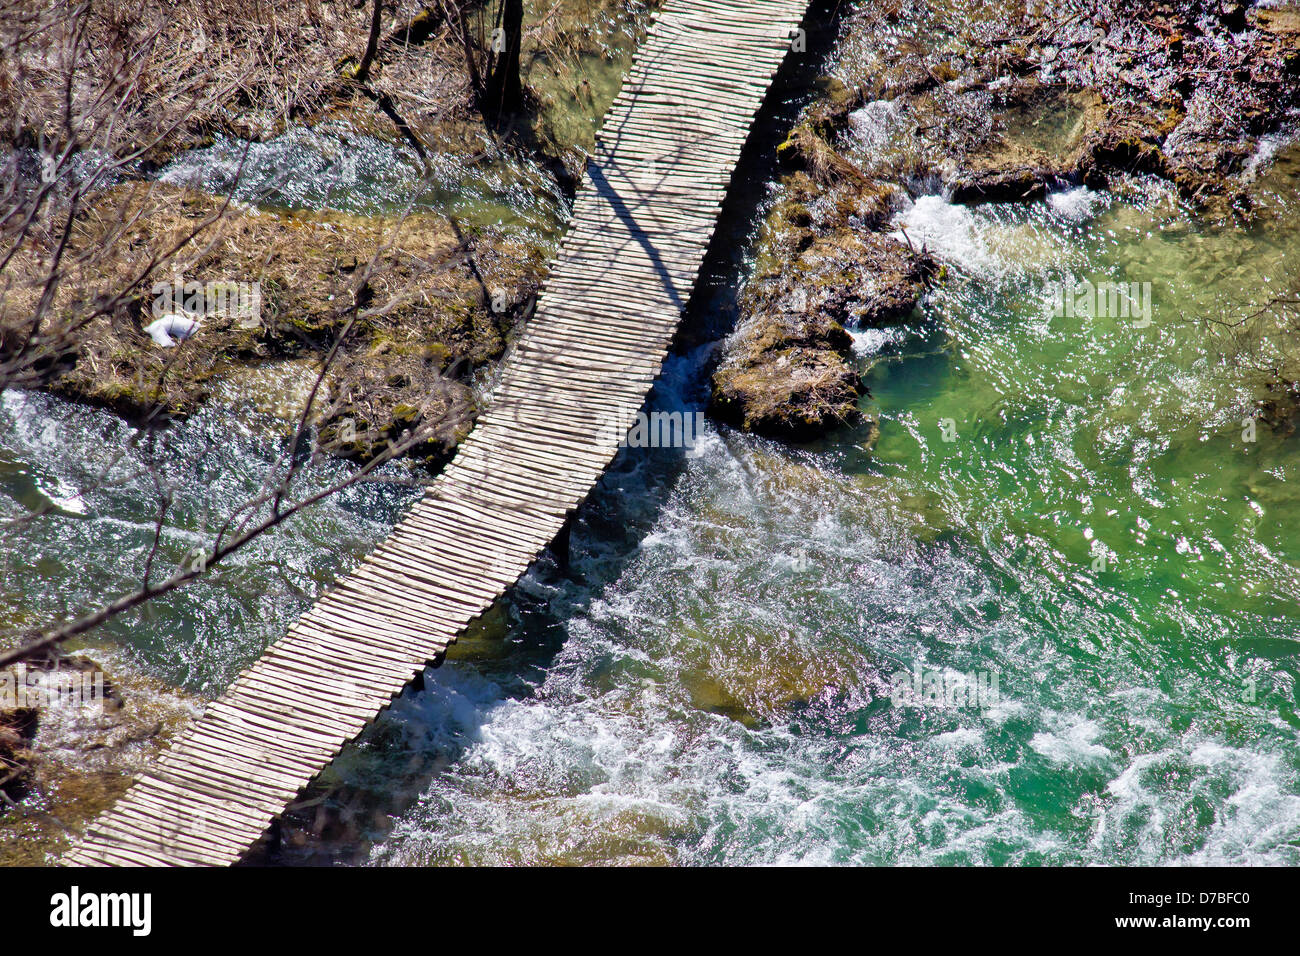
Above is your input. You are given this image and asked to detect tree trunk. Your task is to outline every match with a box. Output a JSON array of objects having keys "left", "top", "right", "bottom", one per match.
[
  {"left": 482, "top": 0, "right": 524, "bottom": 120},
  {"left": 354, "top": 0, "right": 384, "bottom": 84}
]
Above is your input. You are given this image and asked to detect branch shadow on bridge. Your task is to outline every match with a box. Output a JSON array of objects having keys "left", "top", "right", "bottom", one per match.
[{"left": 582, "top": 160, "right": 687, "bottom": 312}]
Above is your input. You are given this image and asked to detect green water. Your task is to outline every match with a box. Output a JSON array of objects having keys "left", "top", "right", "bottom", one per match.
[{"left": 334, "top": 155, "right": 1300, "bottom": 866}]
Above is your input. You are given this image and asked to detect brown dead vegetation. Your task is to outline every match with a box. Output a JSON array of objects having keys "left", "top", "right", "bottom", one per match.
[
  {"left": 25, "top": 182, "right": 548, "bottom": 459},
  {"left": 0, "top": 0, "right": 572, "bottom": 460},
  {"left": 0, "top": 0, "right": 481, "bottom": 160}
]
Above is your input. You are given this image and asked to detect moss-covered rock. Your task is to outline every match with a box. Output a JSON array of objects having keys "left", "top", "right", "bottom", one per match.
[
  {"left": 711, "top": 170, "right": 933, "bottom": 443},
  {"left": 17, "top": 182, "right": 547, "bottom": 462},
  {"left": 712, "top": 344, "right": 864, "bottom": 442}
]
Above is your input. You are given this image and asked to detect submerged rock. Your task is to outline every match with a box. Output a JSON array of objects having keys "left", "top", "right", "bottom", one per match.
[
  {"left": 0, "top": 706, "right": 36, "bottom": 803},
  {"left": 1, "top": 658, "right": 115, "bottom": 826}
]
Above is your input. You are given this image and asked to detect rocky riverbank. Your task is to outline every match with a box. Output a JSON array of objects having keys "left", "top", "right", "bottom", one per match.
[
  {"left": 712, "top": 0, "right": 1300, "bottom": 440},
  {"left": 0, "top": 650, "right": 198, "bottom": 864},
  {"left": 3, "top": 0, "right": 654, "bottom": 467}
]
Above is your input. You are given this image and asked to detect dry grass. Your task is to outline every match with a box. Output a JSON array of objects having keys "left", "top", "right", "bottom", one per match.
[
  {"left": 17, "top": 180, "right": 547, "bottom": 420},
  {"left": 0, "top": 0, "right": 457, "bottom": 159},
  {"left": 0, "top": 0, "right": 572, "bottom": 462}
]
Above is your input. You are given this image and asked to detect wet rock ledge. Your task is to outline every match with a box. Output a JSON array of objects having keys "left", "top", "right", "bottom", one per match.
[
  {"left": 711, "top": 169, "right": 935, "bottom": 440},
  {"left": 712, "top": 0, "right": 1300, "bottom": 442}
]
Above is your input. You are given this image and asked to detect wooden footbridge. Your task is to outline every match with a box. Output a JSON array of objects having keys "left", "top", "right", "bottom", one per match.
[{"left": 64, "top": 0, "right": 811, "bottom": 866}]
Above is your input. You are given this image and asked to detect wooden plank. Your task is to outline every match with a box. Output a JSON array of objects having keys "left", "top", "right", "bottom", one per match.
[{"left": 65, "top": 0, "right": 812, "bottom": 869}]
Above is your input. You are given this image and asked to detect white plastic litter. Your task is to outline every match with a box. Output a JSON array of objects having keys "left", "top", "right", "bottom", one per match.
[{"left": 144, "top": 313, "right": 201, "bottom": 347}]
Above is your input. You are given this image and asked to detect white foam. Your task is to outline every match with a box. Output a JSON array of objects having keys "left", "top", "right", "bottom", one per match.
[
  {"left": 848, "top": 100, "right": 902, "bottom": 152},
  {"left": 932, "top": 727, "right": 985, "bottom": 750},
  {"left": 1030, "top": 718, "right": 1111, "bottom": 764},
  {"left": 1243, "top": 127, "right": 1296, "bottom": 180},
  {"left": 891, "top": 195, "right": 1058, "bottom": 280},
  {"left": 1094, "top": 739, "right": 1300, "bottom": 865},
  {"left": 33, "top": 474, "right": 88, "bottom": 516},
  {"left": 1046, "top": 186, "right": 1103, "bottom": 222},
  {"left": 848, "top": 325, "right": 907, "bottom": 357}
]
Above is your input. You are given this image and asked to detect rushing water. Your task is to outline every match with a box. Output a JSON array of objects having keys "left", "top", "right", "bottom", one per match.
[
  {"left": 0, "top": 389, "right": 423, "bottom": 693},
  {"left": 283, "top": 149, "right": 1300, "bottom": 867},
  {"left": 156, "top": 121, "right": 570, "bottom": 239},
  {"left": 5, "top": 3, "right": 1300, "bottom": 866}
]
